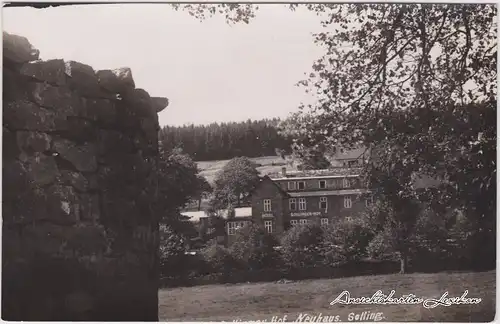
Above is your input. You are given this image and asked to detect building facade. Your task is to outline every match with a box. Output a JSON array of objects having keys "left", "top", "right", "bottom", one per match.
[
  {"left": 188, "top": 146, "right": 374, "bottom": 245},
  {"left": 248, "top": 167, "right": 373, "bottom": 238},
  {"left": 185, "top": 167, "right": 374, "bottom": 245}
]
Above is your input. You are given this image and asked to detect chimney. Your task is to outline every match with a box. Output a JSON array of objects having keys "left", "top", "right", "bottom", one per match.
[
  {"left": 227, "top": 204, "right": 235, "bottom": 219},
  {"left": 281, "top": 167, "right": 287, "bottom": 177}
]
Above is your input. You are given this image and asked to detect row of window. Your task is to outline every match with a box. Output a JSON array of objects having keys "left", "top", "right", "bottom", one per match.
[
  {"left": 290, "top": 217, "right": 352, "bottom": 227},
  {"left": 227, "top": 220, "right": 274, "bottom": 235},
  {"left": 228, "top": 216, "right": 356, "bottom": 236},
  {"left": 263, "top": 196, "right": 374, "bottom": 212},
  {"left": 288, "top": 197, "right": 331, "bottom": 211},
  {"left": 227, "top": 221, "right": 251, "bottom": 235},
  {"left": 287, "top": 178, "right": 353, "bottom": 191}
]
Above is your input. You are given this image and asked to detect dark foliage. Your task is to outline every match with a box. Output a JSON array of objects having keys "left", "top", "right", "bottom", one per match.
[{"left": 159, "top": 118, "right": 293, "bottom": 161}]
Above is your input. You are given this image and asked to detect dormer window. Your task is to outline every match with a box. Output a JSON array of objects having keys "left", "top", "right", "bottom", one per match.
[
  {"left": 343, "top": 178, "right": 351, "bottom": 188},
  {"left": 344, "top": 196, "right": 352, "bottom": 208}
]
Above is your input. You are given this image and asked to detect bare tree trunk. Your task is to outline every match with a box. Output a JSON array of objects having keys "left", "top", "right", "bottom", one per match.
[
  {"left": 399, "top": 251, "right": 408, "bottom": 274},
  {"left": 198, "top": 198, "right": 202, "bottom": 211}
]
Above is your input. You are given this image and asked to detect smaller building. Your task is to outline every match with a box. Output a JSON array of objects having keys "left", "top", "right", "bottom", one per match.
[
  {"left": 326, "top": 146, "right": 370, "bottom": 168},
  {"left": 182, "top": 207, "right": 253, "bottom": 245}
]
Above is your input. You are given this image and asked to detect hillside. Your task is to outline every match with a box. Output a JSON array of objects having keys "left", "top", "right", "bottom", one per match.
[
  {"left": 197, "top": 155, "right": 297, "bottom": 184},
  {"left": 160, "top": 118, "right": 293, "bottom": 162}
]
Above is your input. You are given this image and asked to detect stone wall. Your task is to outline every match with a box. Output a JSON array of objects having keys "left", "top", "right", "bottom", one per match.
[{"left": 2, "top": 32, "right": 167, "bottom": 321}]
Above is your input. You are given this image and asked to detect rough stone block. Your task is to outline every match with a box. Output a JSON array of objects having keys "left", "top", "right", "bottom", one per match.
[
  {"left": 121, "top": 88, "right": 156, "bottom": 118},
  {"left": 65, "top": 224, "right": 109, "bottom": 254},
  {"left": 87, "top": 174, "right": 99, "bottom": 190},
  {"left": 63, "top": 117, "right": 99, "bottom": 143},
  {"left": 3, "top": 159, "right": 29, "bottom": 194},
  {"left": 82, "top": 97, "right": 116, "bottom": 124},
  {"left": 3, "top": 32, "right": 40, "bottom": 64},
  {"left": 25, "top": 153, "right": 60, "bottom": 186},
  {"left": 100, "top": 193, "right": 138, "bottom": 227},
  {"left": 5, "top": 184, "right": 79, "bottom": 225},
  {"left": 140, "top": 118, "right": 160, "bottom": 142},
  {"left": 116, "top": 105, "right": 141, "bottom": 130},
  {"left": 42, "top": 185, "right": 81, "bottom": 224},
  {"left": 64, "top": 291, "right": 94, "bottom": 316},
  {"left": 21, "top": 223, "right": 72, "bottom": 257},
  {"left": 4, "top": 100, "right": 57, "bottom": 131},
  {"left": 16, "top": 223, "right": 108, "bottom": 257},
  {"left": 79, "top": 194, "right": 100, "bottom": 222},
  {"left": 4, "top": 128, "right": 21, "bottom": 160},
  {"left": 30, "top": 82, "right": 82, "bottom": 113},
  {"left": 65, "top": 60, "right": 97, "bottom": 87},
  {"left": 96, "top": 67, "right": 135, "bottom": 93},
  {"left": 53, "top": 138, "right": 97, "bottom": 172},
  {"left": 16, "top": 131, "right": 52, "bottom": 153},
  {"left": 4, "top": 66, "right": 31, "bottom": 103},
  {"left": 8, "top": 88, "right": 83, "bottom": 132},
  {"left": 20, "top": 59, "right": 66, "bottom": 86},
  {"left": 97, "top": 129, "right": 136, "bottom": 155},
  {"left": 151, "top": 96, "right": 169, "bottom": 113},
  {"left": 59, "top": 170, "right": 91, "bottom": 192},
  {"left": 3, "top": 32, "right": 160, "bottom": 322},
  {"left": 132, "top": 133, "right": 158, "bottom": 156},
  {"left": 98, "top": 152, "right": 148, "bottom": 184}
]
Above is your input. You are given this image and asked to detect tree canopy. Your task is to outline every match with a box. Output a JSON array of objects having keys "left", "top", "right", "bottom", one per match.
[
  {"left": 277, "top": 4, "right": 496, "bottom": 272},
  {"left": 166, "top": 3, "right": 496, "bottom": 272},
  {"left": 210, "top": 157, "right": 260, "bottom": 210},
  {"left": 159, "top": 119, "right": 292, "bottom": 162},
  {"left": 156, "top": 147, "right": 211, "bottom": 237}
]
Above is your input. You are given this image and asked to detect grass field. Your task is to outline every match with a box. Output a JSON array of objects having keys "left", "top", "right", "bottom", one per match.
[
  {"left": 159, "top": 270, "right": 495, "bottom": 322},
  {"left": 196, "top": 155, "right": 295, "bottom": 184}
]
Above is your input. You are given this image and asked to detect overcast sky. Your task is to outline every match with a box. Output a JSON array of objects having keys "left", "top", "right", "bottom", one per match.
[{"left": 3, "top": 4, "right": 325, "bottom": 126}]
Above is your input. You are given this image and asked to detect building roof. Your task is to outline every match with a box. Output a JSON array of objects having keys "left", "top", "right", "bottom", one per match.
[
  {"left": 411, "top": 173, "right": 444, "bottom": 189},
  {"left": 181, "top": 207, "right": 252, "bottom": 223},
  {"left": 288, "top": 189, "right": 371, "bottom": 197},
  {"left": 220, "top": 207, "right": 252, "bottom": 218},
  {"left": 328, "top": 146, "right": 370, "bottom": 161},
  {"left": 255, "top": 175, "right": 290, "bottom": 197},
  {"left": 268, "top": 167, "right": 363, "bottom": 180}
]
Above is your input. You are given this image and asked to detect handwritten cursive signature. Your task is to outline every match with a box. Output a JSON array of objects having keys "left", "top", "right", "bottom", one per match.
[
  {"left": 330, "top": 290, "right": 481, "bottom": 309},
  {"left": 422, "top": 290, "right": 482, "bottom": 309}
]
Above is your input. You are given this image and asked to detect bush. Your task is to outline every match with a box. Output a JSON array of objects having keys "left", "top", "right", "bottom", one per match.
[
  {"left": 366, "top": 227, "right": 398, "bottom": 261},
  {"left": 446, "top": 211, "right": 496, "bottom": 270},
  {"left": 409, "top": 207, "right": 453, "bottom": 264},
  {"left": 321, "top": 218, "right": 374, "bottom": 264},
  {"left": 159, "top": 225, "right": 188, "bottom": 278},
  {"left": 229, "top": 223, "right": 281, "bottom": 270},
  {"left": 199, "top": 242, "right": 239, "bottom": 274},
  {"left": 281, "top": 223, "right": 324, "bottom": 269}
]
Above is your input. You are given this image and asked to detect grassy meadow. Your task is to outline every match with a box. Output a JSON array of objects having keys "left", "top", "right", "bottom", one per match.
[
  {"left": 159, "top": 270, "right": 495, "bottom": 322},
  {"left": 183, "top": 156, "right": 295, "bottom": 211},
  {"left": 196, "top": 155, "right": 294, "bottom": 184}
]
